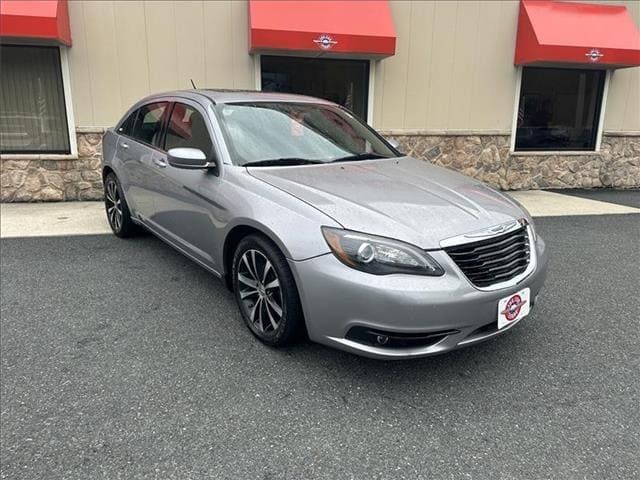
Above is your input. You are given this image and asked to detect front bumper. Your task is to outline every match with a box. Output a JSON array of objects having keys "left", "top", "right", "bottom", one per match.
[{"left": 289, "top": 236, "right": 548, "bottom": 359}]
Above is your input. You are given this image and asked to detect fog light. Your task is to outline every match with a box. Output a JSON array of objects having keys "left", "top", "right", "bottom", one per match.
[
  {"left": 376, "top": 335, "right": 389, "bottom": 345},
  {"left": 346, "top": 326, "right": 459, "bottom": 349}
]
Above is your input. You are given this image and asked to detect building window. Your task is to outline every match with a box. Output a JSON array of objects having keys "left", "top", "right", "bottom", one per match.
[
  {"left": 515, "top": 67, "right": 606, "bottom": 152},
  {"left": 260, "top": 56, "right": 370, "bottom": 121},
  {"left": 0, "top": 45, "right": 70, "bottom": 154}
]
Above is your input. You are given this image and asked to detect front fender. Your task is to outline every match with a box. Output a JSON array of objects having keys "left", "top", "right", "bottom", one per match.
[{"left": 213, "top": 168, "right": 341, "bottom": 270}]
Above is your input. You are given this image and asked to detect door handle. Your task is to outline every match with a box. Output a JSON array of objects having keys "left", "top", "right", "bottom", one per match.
[
  {"left": 153, "top": 157, "right": 167, "bottom": 168},
  {"left": 121, "top": 142, "right": 129, "bottom": 149}
]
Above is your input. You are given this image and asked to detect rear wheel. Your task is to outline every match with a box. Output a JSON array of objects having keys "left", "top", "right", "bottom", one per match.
[
  {"left": 104, "top": 172, "right": 138, "bottom": 238},
  {"left": 232, "top": 235, "right": 305, "bottom": 346}
]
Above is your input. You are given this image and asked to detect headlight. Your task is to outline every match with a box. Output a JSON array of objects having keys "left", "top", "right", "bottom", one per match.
[{"left": 321, "top": 227, "right": 444, "bottom": 276}]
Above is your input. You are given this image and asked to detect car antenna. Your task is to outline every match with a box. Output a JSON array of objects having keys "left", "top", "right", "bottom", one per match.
[{"left": 190, "top": 78, "right": 197, "bottom": 89}]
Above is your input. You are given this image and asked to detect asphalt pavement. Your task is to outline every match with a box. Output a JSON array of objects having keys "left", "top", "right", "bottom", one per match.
[{"left": 1, "top": 214, "right": 639, "bottom": 479}]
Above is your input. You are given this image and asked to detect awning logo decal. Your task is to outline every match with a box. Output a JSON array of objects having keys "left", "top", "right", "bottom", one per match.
[
  {"left": 314, "top": 34, "right": 338, "bottom": 50},
  {"left": 585, "top": 49, "right": 604, "bottom": 62}
]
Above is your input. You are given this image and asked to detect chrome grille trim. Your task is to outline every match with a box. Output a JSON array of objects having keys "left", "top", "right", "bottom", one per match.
[
  {"left": 439, "top": 220, "right": 522, "bottom": 249},
  {"left": 443, "top": 225, "right": 536, "bottom": 291}
]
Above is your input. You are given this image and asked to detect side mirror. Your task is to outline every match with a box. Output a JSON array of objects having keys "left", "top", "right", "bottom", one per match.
[
  {"left": 167, "top": 147, "right": 214, "bottom": 170},
  {"left": 386, "top": 138, "right": 400, "bottom": 150}
]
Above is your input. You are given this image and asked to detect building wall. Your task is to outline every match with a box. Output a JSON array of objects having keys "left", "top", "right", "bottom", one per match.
[
  {"left": 374, "top": 0, "right": 640, "bottom": 133},
  {"left": 68, "top": 0, "right": 255, "bottom": 128},
  {"left": 2, "top": 0, "right": 639, "bottom": 202},
  {"left": 67, "top": 0, "right": 640, "bottom": 133}
]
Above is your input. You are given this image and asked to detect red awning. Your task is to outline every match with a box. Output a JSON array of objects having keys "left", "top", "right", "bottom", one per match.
[
  {"left": 0, "top": 0, "right": 71, "bottom": 46},
  {"left": 249, "top": 0, "right": 395, "bottom": 58},
  {"left": 515, "top": 0, "right": 640, "bottom": 68}
]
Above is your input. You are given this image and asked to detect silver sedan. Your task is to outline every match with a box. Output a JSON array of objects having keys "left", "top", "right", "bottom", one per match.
[{"left": 101, "top": 90, "right": 548, "bottom": 359}]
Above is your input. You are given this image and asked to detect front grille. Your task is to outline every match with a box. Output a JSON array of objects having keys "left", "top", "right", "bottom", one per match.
[{"left": 444, "top": 226, "right": 530, "bottom": 288}]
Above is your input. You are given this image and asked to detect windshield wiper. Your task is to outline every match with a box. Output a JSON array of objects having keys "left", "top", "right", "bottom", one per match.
[
  {"left": 330, "top": 153, "right": 391, "bottom": 163},
  {"left": 242, "top": 158, "right": 324, "bottom": 167}
]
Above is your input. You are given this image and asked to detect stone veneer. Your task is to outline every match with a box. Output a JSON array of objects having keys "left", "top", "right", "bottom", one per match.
[
  {"left": 0, "top": 130, "right": 638, "bottom": 202},
  {"left": 1, "top": 132, "right": 104, "bottom": 202},
  {"left": 384, "top": 133, "right": 640, "bottom": 191}
]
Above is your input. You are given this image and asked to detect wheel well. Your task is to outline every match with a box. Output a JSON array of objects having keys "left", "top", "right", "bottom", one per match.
[
  {"left": 222, "top": 225, "right": 271, "bottom": 291},
  {"left": 102, "top": 165, "right": 114, "bottom": 183}
]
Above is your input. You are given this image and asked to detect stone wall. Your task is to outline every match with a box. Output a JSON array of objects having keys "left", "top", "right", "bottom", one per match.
[
  {"left": 0, "top": 132, "right": 103, "bottom": 202},
  {"left": 1, "top": 131, "right": 638, "bottom": 202},
  {"left": 385, "top": 133, "right": 640, "bottom": 191}
]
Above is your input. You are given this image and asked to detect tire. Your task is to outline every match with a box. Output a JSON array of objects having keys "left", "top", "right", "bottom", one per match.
[
  {"left": 232, "top": 234, "right": 305, "bottom": 347},
  {"left": 103, "top": 172, "right": 139, "bottom": 238}
]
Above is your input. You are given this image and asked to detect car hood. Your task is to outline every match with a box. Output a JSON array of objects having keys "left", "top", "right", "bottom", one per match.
[{"left": 247, "top": 157, "right": 526, "bottom": 249}]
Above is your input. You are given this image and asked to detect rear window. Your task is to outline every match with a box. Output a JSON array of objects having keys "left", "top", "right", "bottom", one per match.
[
  {"left": 129, "top": 102, "right": 168, "bottom": 146},
  {"left": 117, "top": 110, "right": 137, "bottom": 136}
]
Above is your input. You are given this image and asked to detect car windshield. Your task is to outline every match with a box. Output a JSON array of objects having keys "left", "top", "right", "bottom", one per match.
[{"left": 213, "top": 102, "right": 397, "bottom": 166}]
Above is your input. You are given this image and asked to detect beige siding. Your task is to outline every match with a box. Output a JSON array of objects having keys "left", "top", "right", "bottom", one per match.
[
  {"left": 112, "top": 1, "right": 151, "bottom": 111},
  {"left": 375, "top": 0, "right": 640, "bottom": 133},
  {"left": 603, "top": 1, "right": 640, "bottom": 132},
  {"left": 68, "top": 0, "right": 639, "bottom": 132},
  {"left": 68, "top": 0, "right": 255, "bottom": 126},
  {"left": 374, "top": 0, "right": 523, "bottom": 132}
]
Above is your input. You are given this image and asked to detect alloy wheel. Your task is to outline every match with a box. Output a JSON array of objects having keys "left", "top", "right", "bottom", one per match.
[
  {"left": 105, "top": 179, "right": 123, "bottom": 232},
  {"left": 237, "top": 249, "right": 284, "bottom": 334}
]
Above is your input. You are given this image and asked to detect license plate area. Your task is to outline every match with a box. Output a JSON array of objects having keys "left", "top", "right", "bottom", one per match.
[{"left": 497, "top": 288, "right": 531, "bottom": 329}]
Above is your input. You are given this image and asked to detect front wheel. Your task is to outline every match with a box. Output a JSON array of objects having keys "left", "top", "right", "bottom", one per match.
[
  {"left": 104, "top": 172, "right": 138, "bottom": 238},
  {"left": 232, "top": 235, "right": 305, "bottom": 347}
]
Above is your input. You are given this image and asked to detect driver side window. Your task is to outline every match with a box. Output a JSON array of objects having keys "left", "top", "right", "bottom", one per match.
[{"left": 165, "top": 103, "right": 213, "bottom": 156}]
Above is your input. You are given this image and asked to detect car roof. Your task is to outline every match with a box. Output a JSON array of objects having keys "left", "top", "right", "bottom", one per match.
[{"left": 141, "top": 89, "right": 336, "bottom": 106}]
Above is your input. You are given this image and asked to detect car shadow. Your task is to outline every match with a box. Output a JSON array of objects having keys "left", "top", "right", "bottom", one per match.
[
  {"left": 1, "top": 231, "right": 545, "bottom": 405},
  {"left": 136, "top": 233, "right": 541, "bottom": 385}
]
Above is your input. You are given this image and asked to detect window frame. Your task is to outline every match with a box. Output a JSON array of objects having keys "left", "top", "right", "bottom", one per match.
[
  {"left": 0, "top": 44, "right": 77, "bottom": 157},
  {"left": 509, "top": 66, "right": 611, "bottom": 154}
]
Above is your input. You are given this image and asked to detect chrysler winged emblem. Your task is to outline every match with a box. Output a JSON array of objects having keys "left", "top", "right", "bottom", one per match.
[{"left": 464, "top": 220, "right": 519, "bottom": 239}]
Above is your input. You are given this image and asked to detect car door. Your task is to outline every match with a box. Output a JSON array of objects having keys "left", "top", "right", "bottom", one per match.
[
  {"left": 148, "top": 101, "right": 223, "bottom": 270},
  {"left": 117, "top": 101, "right": 169, "bottom": 220}
]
